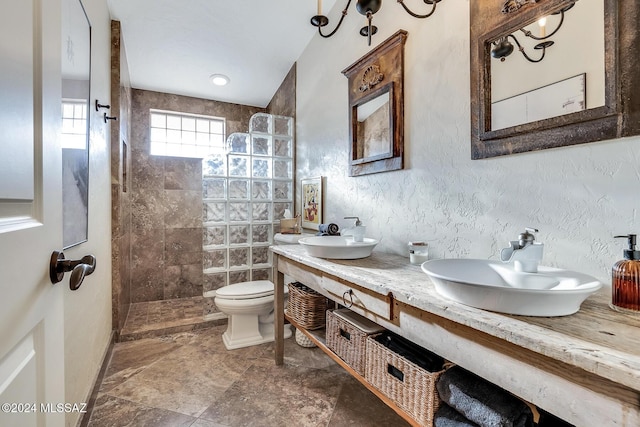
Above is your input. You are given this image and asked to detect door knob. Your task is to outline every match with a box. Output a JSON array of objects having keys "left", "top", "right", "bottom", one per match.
[{"left": 49, "top": 251, "right": 96, "bottom": 290}]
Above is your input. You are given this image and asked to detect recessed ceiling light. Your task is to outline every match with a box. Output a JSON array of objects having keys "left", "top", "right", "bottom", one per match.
[{"left": 209, "top": 74, "right": 230, "bottom": 86}]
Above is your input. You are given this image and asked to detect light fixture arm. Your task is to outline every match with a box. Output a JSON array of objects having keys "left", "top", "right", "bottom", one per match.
[
  {"left": 311, "top": 0, "right": 444, "bottom": 44},
  {"left": 312, "top": 0, "right": 353, "bottom": 39},
  {"left": 519, "top": 9, "right": 565, "bottom": 40},
  {"left": 397, "top": 0, "right": 440, "bottom": 19},
  {"left": 365, "top": 11, "right": 374, "bottom": 45},
  {"left": 492, "top": 2, "right": 574, "bottom": 63},
  {"left": 508, "top": 34, "right": 548, "bottom": 63}
]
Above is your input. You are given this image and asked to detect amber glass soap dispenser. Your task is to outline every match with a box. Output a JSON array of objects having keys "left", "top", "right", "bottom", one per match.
[{"left": 611, "top": 234, "right": 640, "bottom": 312}]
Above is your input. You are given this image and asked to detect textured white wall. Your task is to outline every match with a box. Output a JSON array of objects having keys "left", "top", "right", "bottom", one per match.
[
  {"left": 296, "top": 0, "right": 640, "bottom": 285},
  {"left": 62, "top": 0, "right": 113, "bottom": 425}
]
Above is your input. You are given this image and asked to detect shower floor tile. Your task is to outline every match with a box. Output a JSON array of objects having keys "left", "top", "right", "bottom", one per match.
[
  {"left": 84, "top": 326, "right": 410, "bottom": 427},
  {"left": 120, "top": 297, "right": 224, "bottom": 341}
]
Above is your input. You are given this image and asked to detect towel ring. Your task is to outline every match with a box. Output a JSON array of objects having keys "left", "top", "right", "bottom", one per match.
[{"left": 342, "top": 289, "right": 354, "bottom": 308}]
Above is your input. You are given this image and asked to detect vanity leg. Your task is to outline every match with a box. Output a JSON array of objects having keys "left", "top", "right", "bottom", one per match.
[{"left": 274, "top": 254, "right": 284, "bottom": 365}]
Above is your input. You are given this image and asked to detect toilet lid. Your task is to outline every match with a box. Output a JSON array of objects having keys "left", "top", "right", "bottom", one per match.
[{"left": 216, "top": 280, "right": 275, "bottom": 299}]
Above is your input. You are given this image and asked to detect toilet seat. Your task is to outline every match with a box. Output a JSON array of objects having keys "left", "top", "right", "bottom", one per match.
[{"left": 216, "top": 280, "right": 274, "bottom": 300}]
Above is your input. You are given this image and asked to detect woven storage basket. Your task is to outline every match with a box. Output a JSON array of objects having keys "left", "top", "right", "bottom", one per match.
[
  {"left": 326, "top": 309, "right": 385, "bottom": 375},
  {"left": 287, "top": 282, "right": 328, "bottom": 330},
  {"left": 295, "top": 328, "right": 317, "bottom": 348},
  {"left": 365, "top": 333, "right": 447, "bottom": 426}
]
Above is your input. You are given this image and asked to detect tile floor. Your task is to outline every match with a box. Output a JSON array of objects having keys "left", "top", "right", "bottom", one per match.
[
  {"left": 120, "top": 298, "right": 222, "bottom": 342},
  {"left": 85, "top": 325, "right": 410, "bottom": 426}
]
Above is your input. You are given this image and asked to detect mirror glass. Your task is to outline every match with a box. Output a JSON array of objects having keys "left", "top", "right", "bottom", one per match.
[
  {"left": 61, "top": 0, "right": 91, "bottom": 248},
  {"left": 490, "top": 0, "right": 604, "bottom": 130},
  {"left": 355, "top": 90, "right": 391, "bottom": 160},
  {"left": 471, "top": 0, "right": 640, "bottom": 159},
  {"left": 343, "top": 30, "right": 406, "bottom": 176}
]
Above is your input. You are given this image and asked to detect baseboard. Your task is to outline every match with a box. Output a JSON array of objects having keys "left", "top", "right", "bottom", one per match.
[{"left": 77, "top": 330, "right": 116, "bottom": 427}]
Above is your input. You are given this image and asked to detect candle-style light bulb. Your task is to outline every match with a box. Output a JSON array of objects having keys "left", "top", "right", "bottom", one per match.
[
  {"left": 538, "top": 16, "right": 547, "bottom": 37},
  {"left": 317, "top": 0, "right": 322, "bottom": 15}
]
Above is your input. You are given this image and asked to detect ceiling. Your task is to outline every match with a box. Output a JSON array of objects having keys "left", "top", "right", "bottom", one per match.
[{"left": 107, "top": 0, "right": 337, "bottom": 108}]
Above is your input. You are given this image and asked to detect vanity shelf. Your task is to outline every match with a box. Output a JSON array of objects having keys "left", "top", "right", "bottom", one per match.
[
  {"left": 284, "top": 313, "right": 422, "bottom": 427},
  {"left": 272, "top": 245, "right": 640, "bottom": 426}
]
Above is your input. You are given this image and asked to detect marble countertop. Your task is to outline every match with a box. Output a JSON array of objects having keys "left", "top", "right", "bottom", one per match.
[{"left": 271, "top": 245, "right": 640, "bottom": 393}]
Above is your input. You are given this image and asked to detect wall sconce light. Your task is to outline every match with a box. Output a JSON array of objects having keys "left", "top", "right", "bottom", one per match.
[
  {"left": 311, "top": 0, "right": 443, "bottom": 46},
  {"left": 491, "top": 34, "right": 554, "bottom": 63},
  {"left": 491, "top": 1, "right": 574, "bottom": 63}
]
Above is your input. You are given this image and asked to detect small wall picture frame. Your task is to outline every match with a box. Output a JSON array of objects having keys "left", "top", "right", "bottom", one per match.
[{"left": 301, "top": 176, "right": 323, "bottom": 230}]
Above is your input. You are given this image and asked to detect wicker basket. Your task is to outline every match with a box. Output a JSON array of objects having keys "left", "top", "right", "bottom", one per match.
[
  {"left": 365, "top": 333, "right": 447, "bottom": 426},
  {"left": 326, "top": 309, "right": 385, "bottom": 375},
  {"left": 287, "top": 282, "right": 328, "bottom": 330},
  {"left": 295, "top": 328, "right": 317, "bottom": 348}
]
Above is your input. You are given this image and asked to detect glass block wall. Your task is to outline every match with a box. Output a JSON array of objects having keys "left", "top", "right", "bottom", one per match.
[{"left": 202, "top": 113, "right": 293, "bottom": 315}]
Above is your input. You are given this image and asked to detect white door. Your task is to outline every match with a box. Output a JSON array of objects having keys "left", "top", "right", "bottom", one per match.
[{"left": 0, "top": 0, "right": 66, "bottom": 426}]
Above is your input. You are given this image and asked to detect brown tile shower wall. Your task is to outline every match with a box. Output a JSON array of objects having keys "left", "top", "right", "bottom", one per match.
[
  {"left": 129, "top": 89, "right": 265, "bottom": 303},
  {"left": 267, "top": 64, "right": 296, "bottom": 118},
  {"left": 111, "top": 21, "right": 133, "bottom": 336},
  {"left": 111, "top": 25, "right": 295, "bottom": 331}
]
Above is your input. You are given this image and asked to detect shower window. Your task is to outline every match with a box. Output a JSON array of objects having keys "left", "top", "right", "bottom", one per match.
[
  {"left": 149, "top": 109, "right": 225, "bottom": 158},
  {"left": 202, "top": 113, "right": 294, "bottom": 315}
]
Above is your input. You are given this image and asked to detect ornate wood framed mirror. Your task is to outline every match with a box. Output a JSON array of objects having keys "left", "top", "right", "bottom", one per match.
[
  {"left": 343, "top": 30, "right": 407, "bottom": 176},
  {"left": 470, "top": 0, "right": 640, "bottom": 159}
]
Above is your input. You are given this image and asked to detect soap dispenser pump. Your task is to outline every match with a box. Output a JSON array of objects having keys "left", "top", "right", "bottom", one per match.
[{"left": 611, "top": 234, "right": 640, "bottom": 312}]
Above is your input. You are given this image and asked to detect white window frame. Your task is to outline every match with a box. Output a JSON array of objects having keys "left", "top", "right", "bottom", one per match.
[
  {"left": 149, "top": 109, "right": 226, "bottom": 158},
  {"left": 61, "top": 99, "right": 88, "bottom": 149}
]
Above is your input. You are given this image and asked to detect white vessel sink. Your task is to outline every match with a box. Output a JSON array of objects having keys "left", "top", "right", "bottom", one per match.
[
  {"left": 421, "top": 259, "right": 603, "bottom": 316},
  {"left": 298, "top": 236, "right": 378, "bottom": 259}
]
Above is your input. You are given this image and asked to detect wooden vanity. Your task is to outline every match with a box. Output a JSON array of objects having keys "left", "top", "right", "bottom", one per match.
[{"left": 271, "top": 245, "right": 640, "bottom": 426}]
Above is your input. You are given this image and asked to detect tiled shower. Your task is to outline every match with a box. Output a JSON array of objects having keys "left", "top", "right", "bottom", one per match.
[
  {"left": 115, "top": 92, "right": 295, "bottom": 341},
  {"left": 118, "top": 90, "right": 267, "bottom": 340},
  {"left": 110, "top": 19, "right": 297, "bottom": 340}
]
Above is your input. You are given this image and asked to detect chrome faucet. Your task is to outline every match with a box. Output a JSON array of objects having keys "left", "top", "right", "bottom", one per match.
[
  {"left": 344, "top": 216, "right": 362, "bottom": 226},
  {"left": 342, "top": 216, "right": 366, "bottom": 242},
  {"left": 500, "top": 228, "right": 544, "bottom": 273}
]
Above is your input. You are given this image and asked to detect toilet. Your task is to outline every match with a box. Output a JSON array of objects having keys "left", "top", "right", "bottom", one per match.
[
  {"left": 215, "top": 280, "right": 292, "bottom": 350},
  {"left": 215, "top": 233, "right": 308, "bottom": 350}
]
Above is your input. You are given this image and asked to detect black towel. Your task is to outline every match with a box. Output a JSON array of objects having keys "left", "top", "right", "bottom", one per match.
[
  {"left": 317, "top": 223, "right": 340, "bottom": 236},
  {"left": 374, "top": 331, "right": 444, "bottom": 372},
  {"left": 437, "top": 366, "right": 534, "bottom": 427},
  {"left": 435, "top": 404, "right": 480, "bottom": 427}
]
